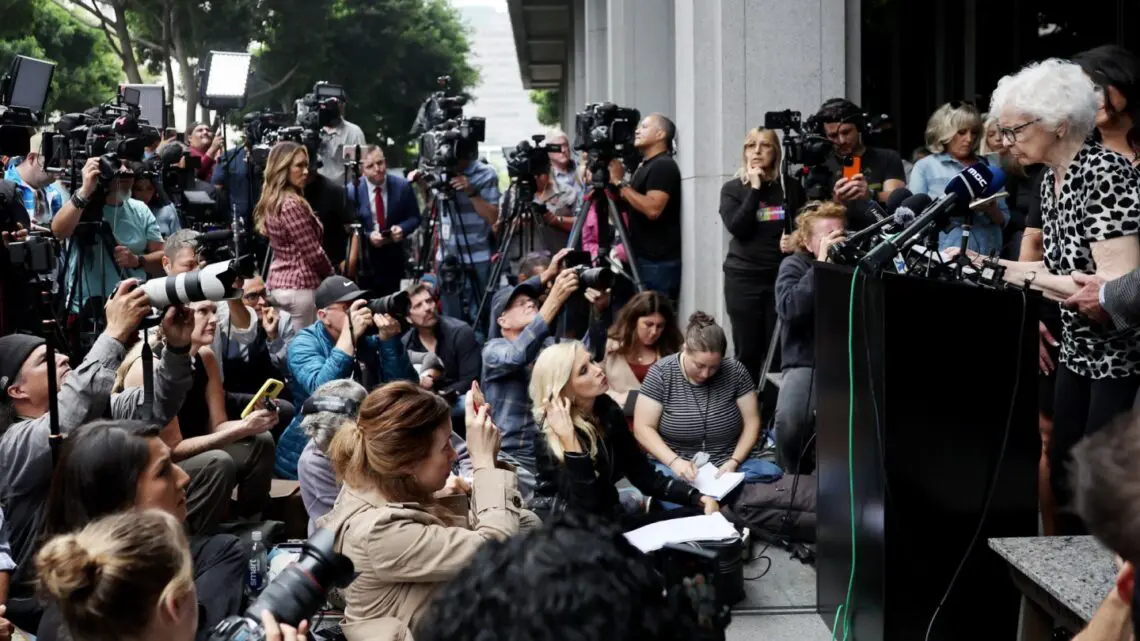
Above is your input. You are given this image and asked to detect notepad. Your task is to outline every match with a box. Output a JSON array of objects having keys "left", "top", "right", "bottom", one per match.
[
  {"left": 690, "top": 463, "right": 745, "bottom": 500},
  {"left": 624, "top": 512, "right": 740, "bottom": 553}
]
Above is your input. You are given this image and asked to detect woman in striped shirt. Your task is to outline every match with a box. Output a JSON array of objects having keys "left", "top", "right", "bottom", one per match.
[{"left": 255, "top": 141, "right": 334, "bottom": 331}]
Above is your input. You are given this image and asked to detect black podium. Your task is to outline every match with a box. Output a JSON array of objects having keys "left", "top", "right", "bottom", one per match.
[{"left": 814, "top": 265, "right": 1040, "bottom": 641}]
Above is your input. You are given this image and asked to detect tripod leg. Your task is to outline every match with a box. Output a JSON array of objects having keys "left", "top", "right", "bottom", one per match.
[
  {"left": 608, "top": 197, "right": 645, "bottom": 292},
  {"left": 474, "top": 215, "right": 522, "bottom": 331},
  {"left": 564, "top": 195, "right": 593, "bottom": 250}
]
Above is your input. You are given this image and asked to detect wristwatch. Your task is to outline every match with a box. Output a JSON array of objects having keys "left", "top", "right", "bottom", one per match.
[
  {"left": 134, "top": 253, "right": 145, "bottom": 269},
  {"left": 71, "top": 192, "right": 89, "bottom": 210}
]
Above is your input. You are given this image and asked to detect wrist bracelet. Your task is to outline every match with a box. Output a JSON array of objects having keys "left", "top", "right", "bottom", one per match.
[
  {"left": 71, "top": 192, "right": 88, "bottom": 210},
  {"left": 730, "top": 457, "right": 742, "bottom": 466},
  {"left": 667, "top": 455, "right": 680, "bottom": 468}
]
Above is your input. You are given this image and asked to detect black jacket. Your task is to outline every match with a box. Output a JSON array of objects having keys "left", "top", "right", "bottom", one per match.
[
  {"left": 402, "top": 315, "right": 482, "bottom": 396},
  {"left": 775, "top": 252, "right": 816, "bottom": 369},
  {"left": 533, "top": 395, "right": 702, "bottom": 519}
]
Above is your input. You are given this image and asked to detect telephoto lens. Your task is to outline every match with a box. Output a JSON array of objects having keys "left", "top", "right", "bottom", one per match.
[
  {"left": 367, "top": 289, "right": 410, "bottom": 318},
  {"left": 141, "top": 255, "right": 255, "bottom": 307},
  {"left": 206, "top": 529, "right": 355, "bottom": 641},
  {"left": 572, "top": 265, "right": 614, "bottom": 291}
]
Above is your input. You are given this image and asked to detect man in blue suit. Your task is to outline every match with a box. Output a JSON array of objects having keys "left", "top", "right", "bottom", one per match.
[{"left": 347, "top": 145, "right": 421, "bottom": 296}]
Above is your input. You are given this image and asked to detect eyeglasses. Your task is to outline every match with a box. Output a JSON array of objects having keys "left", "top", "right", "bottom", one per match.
[
  {"left": 998, "top": 119, "right": 1042, "bottom": 144},
  {"left": 242, "top": 289, "right": 268, "bottom": 302}
]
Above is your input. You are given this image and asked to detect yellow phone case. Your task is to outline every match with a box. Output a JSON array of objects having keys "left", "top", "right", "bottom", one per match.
[{"left": 241, "top": 379, "right": 285, "bottom": 419}]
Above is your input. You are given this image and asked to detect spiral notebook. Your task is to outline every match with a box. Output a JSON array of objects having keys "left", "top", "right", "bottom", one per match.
[{"left": 690, "top": 463, "right": 745, "bottom": 500}]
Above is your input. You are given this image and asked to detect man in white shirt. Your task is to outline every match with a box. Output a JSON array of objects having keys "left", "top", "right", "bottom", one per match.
[{"left": 318, "top": 98, "right": 367, "bottom": 184}]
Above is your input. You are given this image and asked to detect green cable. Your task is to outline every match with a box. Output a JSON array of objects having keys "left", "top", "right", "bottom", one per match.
[{"left": 831, "top": 266, "right": 860, "bottom": 641}]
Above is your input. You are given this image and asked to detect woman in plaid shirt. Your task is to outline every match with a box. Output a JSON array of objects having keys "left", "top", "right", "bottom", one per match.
[{"left": 254, "top": 141, "right": 334, "bottom": 331}]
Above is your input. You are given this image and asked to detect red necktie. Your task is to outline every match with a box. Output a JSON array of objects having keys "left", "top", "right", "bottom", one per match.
[{"left": 374, "top": 184, "right": 386, "bottom": 231}]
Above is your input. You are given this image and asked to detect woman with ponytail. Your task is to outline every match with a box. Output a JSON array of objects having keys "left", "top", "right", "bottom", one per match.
[
  {"left": 35, "top": 510, "right": 305, "bottom": 641},
  {"left": 773, "top": 201, "right": 847, "bottom": 473},
  {"left": 318, "top": 381, "right": 524, "bottom": 641},
  {"left": 529, "top": 341, "right": 718, "bottom": 524},
  {"left": 633, "top": 312, "right": 781, "bottom": 488}
]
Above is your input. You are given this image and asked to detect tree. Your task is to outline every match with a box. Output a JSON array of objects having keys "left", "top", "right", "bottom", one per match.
[
  {"left": 529, "top": 89, "right": 561, "bottom": 127},
  {"left": 249, "top": 0, "right": 478, "bottom": 165},
  {"left": 0, "top": 0, "right": 121, "bottom": 114}
]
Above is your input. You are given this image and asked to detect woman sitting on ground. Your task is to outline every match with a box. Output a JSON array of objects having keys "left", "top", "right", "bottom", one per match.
[
  {"left": 531, "top": 341, "right": 718, "bottom": 524},
  {"left": 603, "top": 291, "right": 684, "bottom": 420},
  {"left": 633, "top": 312, "right": 781, "bottom": 485},
  {"left": 36, "top": 421, "right": 248, "bottom": 641},
  {"left": 319, "top": 381, "right": 526, "bottom": 641},
  {"left": 36, "top": 509, "right": 305, "bottom": 641}
]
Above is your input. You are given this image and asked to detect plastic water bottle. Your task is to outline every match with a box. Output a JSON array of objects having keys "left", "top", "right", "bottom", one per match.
[{"left": 246, "top": 530, "right": 268, "bottom": 598}]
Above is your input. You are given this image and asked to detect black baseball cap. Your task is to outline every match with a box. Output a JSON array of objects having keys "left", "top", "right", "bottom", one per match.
[
  {"left": 314, "top": 275, "right": 368, "bottom": 310},
  {"left": 0, "top": 334, "right": 46, "bottom": 398},
  {"left": 488, "top": 276, "right": 544, "bottom": 339}
]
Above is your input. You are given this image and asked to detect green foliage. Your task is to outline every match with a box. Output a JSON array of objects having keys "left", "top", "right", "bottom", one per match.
[
  {"left": 248, "top": 0, "right": 478, "bottom": 165},
  {"left": 0, "top": 0, "right": 120, "bottom": 114},
  {"left": 529, "top": 89, "right": 561, "bottom": 127}
]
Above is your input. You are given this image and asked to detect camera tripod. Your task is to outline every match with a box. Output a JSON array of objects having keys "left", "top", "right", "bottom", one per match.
[
  {"left": 58, "top": 217, "right": 127, "bottom": 358},
  {"left": 413, "top": 176, "right": 483, "bottom": 327},
  {"left": 564, "top": 155, "right": 645, "bottom": 292}
]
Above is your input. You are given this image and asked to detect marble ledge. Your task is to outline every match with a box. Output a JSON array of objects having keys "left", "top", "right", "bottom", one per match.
[{"left": 989, "top": 535, "right": 1116, "bottom": 622}]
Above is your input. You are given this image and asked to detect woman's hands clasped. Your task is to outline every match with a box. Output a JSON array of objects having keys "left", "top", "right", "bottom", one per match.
[{"left": 465, "top": 382, "right": 501, "bottom": 471}]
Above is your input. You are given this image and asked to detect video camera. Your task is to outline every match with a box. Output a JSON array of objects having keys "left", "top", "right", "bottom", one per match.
[
  {"left": 573, "top": 102, "right": 640, "bottom": 185},
  {"left": 243, "top": 109, "right": 294, "bottom": 168},
  {"left": 207, "top": 528, "right": 354, "bottom": 641},
  {"left": 411, "top": 76, "right": 486, "bottom": 188},
  {"left": 505, "top": 135, "right": 558, "bottom": 187},
  {"left": 297, "top": 81, "right": 344, "bottom": 132}
]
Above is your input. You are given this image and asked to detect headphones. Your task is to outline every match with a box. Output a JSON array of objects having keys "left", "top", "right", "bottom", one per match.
[
  {"left": 301, "top": 395, "right": 361, "bottom": 417},
  {"left": 818, "top": 98, "right": 867, "bottom": 133}
]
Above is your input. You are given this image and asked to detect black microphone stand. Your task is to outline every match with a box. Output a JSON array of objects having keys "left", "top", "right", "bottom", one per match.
[
  {"left": 40, "top": 289, "right": 63, "bottom": 466},
  {"left": 953, "top": 217, "right": 973, "bottom": 280}
]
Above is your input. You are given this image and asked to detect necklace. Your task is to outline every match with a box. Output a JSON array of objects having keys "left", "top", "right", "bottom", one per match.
[{"left": 632, "top": 346, "right": 657, "bottom": 365}]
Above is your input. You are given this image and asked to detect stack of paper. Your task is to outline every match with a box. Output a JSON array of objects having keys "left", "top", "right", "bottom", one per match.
[
  {"left": 691, "top": 463, "right": 745, "bottom": 500},
  {"left": 624, "top": 512, "right": 740, "bottom": 553}
]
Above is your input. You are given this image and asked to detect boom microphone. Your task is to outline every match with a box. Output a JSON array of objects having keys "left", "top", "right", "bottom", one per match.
[
  {"left": 827, "top": 207, "right": 918, "bottom": 264},
  {"left": 860, "top": 164, "right": 1002, "bottom": 270},
  {"left": 141, "top": 256, "right": 256, "bottom": 307}
]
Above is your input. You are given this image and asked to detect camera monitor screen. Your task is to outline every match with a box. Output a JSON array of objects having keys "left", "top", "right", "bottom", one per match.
[
  {"left": 315, "top": 83, "right": 345, "bottom": 99},
  {"left": 8, "top": 55, "right": 55, "bottom": 112}
]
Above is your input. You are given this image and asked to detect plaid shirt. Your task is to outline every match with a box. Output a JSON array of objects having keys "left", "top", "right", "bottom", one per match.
[
  {"left": 265, "top": 196, "right": 334, "bottom": 290},
  {"left": 481, "top": 315, "right": 554, "bottom": 473}
]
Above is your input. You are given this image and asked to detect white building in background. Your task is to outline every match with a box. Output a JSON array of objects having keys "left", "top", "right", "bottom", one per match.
[{"left": 455, "top": 0, "right": 545, "bottom": 173}]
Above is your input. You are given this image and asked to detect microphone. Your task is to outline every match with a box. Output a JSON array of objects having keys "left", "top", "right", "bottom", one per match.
[
  {"left": 827, "top": 206, "right": 919, "bottom": 265},
  {"left": 859, "top": 162, "right": 1004, "bottom": 271},
  {"left": 884, "top": 187, "right": 914, "bottom": 216}
]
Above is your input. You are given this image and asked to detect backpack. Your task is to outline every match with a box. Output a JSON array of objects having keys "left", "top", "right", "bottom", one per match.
[{"left": 726, "top": 473, "right": 816, "bottom": 546}]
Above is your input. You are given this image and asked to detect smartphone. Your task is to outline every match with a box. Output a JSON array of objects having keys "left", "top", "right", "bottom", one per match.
[
  {"left": 343, "top": 144, "right": 362, "bottom": 161},
  {"left": 241, "top": 379, "right": 285, "bottom": 419},
  {"left": 968, "top": 191, "right": 1009, "bottom": 211},
  {"left": 471, "top": 383, "right": 486, "bottom": 412}
]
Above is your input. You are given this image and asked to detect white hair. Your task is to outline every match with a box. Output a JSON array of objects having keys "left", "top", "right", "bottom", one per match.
[{"left": 989, "top": 58, "right": 1099, "bottom": 143}]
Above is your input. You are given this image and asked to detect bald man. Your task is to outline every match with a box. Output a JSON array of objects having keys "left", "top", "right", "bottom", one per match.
[{"left": 608, "top": 113, "right": 682, "bottom": 304}]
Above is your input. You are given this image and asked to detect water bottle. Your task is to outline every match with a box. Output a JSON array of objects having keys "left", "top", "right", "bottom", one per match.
[{"left": 246, "top": 530, "right": 268, "bottom": 598}]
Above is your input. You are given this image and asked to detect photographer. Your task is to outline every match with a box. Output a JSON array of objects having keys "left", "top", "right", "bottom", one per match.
[
  {"left": 817, "top": 99, "right": 905, "bottom": 217},
  {"left": 129, "top": 161, "right": 181, "bottom": 237},
  {"left": 274, "top": 275, "right": 416, "bottom": 480},
  {"left": 720, "top": 127, "right": 805, "bottom": 385},
  {"left": 212, "top": 140, "right": 259, "bottom": 233},
  {"left": 481, "top": 257, "right": 583, "bottom": 491},
  {"left": 51, "top": 158, "right": 166, "bottom": 313},
  {"left": 0, "top": 280, "right": 195, "bottom": 632},
  {"left": 409, "top": 143, "right": 501, "bottom": 329},
  {"left": 187, "top": 122, "right": 223, "bottom": 182},
  {"left": 6, "top": 150, "right": 65, "bottom": 228},
  {"left": 402, "top": 283, "right": 481, "bottom": 410},
  {"left": 608, "top": 113, "right": 682, "bottom": 303},
  {"left": 347, "top": 145, "right": 420, "bottom": 296},
  {"left": 316, "top": 97, "right": 366, "bottom": 185},
  {"left": 500, "top": 148, "right": 580, "bottom": 256}
]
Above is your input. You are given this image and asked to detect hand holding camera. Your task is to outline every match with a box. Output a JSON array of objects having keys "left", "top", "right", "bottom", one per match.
[
  {"left": 344, "top": 299, "right": 374, "bottom": 342},
  {"left": 104, "top": 279, "right": 151, "bottom": 343},
  {"left": 548, "top": 269, "right": 580, "bottom": 307},
  {"left": 79, "top": 157, "right": 101, "bottom": 199},
  {"left": 160, "top": 305, "right": 195, "bottom": 350},
  {"left": 372, "top": 312, "right": 401, "bottom": 341}
]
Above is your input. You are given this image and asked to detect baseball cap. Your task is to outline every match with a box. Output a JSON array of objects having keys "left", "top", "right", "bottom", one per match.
[
  {"left": 0, "top": 334, "right": 46, "bottom": 398},
  {"left": 488, "top": 276, "right": 544, "bottom": 340},
  {"left": 314, "top": 275, "right": 368, "bottom": 310}
]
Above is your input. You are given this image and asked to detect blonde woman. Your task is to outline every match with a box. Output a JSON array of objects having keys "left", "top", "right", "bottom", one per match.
[
  {"left": 530, "top": 341, "right": 718, "bottom": 524},
  {"left": 254, "top": 141, "right": 334, "bottom": 331},
  {"left": 719, "top": 128, "right": 805, "bottom": 384},
  {"left": 908, "top": 101, "right": 1008, "bottom": 254},
  {"left": 773, "top": 202, "right": 847, "bottom": 473},
  {"left": 35, "top": 509, "right": 305, "bottom": 641}
]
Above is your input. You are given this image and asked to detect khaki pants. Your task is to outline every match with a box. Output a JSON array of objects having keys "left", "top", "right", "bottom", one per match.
[
  {"left": 273, "top": 288, "right": 317, "bottom": 332},
  {"left": 180, "top": 432, "right": 276, "bottom": 535}
]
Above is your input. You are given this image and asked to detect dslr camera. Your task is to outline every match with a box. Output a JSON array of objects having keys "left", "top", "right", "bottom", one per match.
[
  {"left": 207, "top": 529, "right": 354, "bottom": 641},
  {"left": 411, "top": 76, "right": 486, "bottom": 188}
]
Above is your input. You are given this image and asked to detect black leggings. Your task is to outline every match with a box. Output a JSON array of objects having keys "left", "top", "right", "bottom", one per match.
[
  {"left": 1050, "top": 365, "right": 1140, "bottom": 534},
  {"left": 724, "top": 270, "right": 779, "bottom": 387}
]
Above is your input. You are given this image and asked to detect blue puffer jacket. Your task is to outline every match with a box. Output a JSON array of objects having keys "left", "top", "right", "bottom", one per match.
[{"left": 275, "top": 322, "right": 416, "bottom": 479}]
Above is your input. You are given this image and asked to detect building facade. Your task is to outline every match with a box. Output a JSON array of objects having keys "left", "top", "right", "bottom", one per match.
[{"left": 506, "top": 0, "right": 1139, "bottom": 335}]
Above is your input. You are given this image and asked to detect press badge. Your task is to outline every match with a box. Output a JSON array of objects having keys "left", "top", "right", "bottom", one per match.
[
  {"left": 693, "top": 451, "right": 711, "bottom": 468},
  {"left": 441, "top": 219, "right": 452, "bottom": 241}
]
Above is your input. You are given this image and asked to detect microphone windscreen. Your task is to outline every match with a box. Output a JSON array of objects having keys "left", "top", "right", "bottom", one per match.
[
  {"left": 893, "top": 207, "right": 917, "bottom": 225},
  {"left": 884, "top": 187, "right": 914, "bottom": 215},
  {"left": 898, "top": 193, "right": 934, "bottom": 215},
  {"left": 945, "top": 163, "right": 999, "bottom": 201}
]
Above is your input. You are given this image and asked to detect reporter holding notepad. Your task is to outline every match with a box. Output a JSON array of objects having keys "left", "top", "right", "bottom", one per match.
[
  {"left": 529, "top": 341, "right": 719, "bottom": 525},
  {"left": 633, "top": 313, "right": 783, "bottom": 489}
]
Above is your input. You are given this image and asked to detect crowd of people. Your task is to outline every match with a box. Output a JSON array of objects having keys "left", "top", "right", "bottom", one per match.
[{"left": 1, "top": 40, "right": 1140, "bottom": 641}]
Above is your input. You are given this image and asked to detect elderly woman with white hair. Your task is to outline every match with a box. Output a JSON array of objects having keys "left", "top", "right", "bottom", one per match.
[
  {"left": 968, "top": 58, "right": 1140, "bottom": 535},
  {"left": 908, "top": 101, "right": 1008, "bottom": 255}
]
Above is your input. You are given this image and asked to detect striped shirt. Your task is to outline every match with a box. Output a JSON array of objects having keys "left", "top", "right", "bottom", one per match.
[
  {"left": 640, "top": 353, "right": 756, "bottom": 466},
  {"left": 439, "top": 161, "right": 501, "bottom": 264}
]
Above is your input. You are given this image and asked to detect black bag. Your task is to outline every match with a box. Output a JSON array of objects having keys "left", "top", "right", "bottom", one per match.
[{"left": 727, "top": 474, "right": 816, "bottom": 545}]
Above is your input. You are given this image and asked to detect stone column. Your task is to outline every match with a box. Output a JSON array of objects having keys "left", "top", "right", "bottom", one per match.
[
  {"left": 584, "top": 0, "right": 608, "bottom": 104},
  {"left": 608, "top": 0, "right": 674, "bottom": 118}
]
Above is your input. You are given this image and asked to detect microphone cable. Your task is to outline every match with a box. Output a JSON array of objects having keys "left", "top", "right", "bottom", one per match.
[
  {"left": 832, "top": 265, "right": 863, "bottom": 641},
  {"left": 922, "top": 287, "right": 1027, "bottom": 641}
]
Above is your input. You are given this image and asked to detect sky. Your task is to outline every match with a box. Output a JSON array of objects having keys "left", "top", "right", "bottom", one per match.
[{"left": 449, "top": 0, "right": 508, "bottom": 9}]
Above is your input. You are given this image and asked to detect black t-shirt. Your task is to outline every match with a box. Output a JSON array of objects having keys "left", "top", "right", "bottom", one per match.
[
  {"left": 629, "top": 153, "right": 682, "bottom": 261},
  {"left": 825, "top": 146, "right": 906, "bottom": 195},
  {"left": 304, "top": 176, "right": 355, "bottom": 266},
  {"left": 719, "top": 177, "right": 805, "bottom": 274}
]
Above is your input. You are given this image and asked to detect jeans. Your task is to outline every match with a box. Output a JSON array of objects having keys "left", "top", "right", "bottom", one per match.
[
  {"left": 652, "top": 457, "right": 784, "bottom": 509},
  {"left": 774, "top": 367, "right": 817, "bottom": 474},
  {"left": 441, "top": 259, "right": 493, "bottom": 343},
  {"left": 636, "top": 258, "right": 682, "bottom": 305}
]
